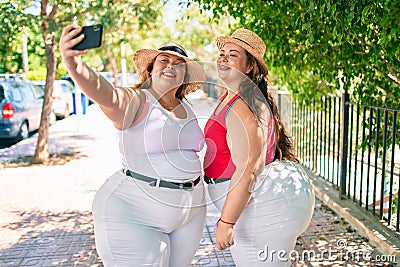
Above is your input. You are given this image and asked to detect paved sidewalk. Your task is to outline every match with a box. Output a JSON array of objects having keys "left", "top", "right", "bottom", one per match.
[{"left": 0, "top": 101, "right": 397, "bottom": 266}]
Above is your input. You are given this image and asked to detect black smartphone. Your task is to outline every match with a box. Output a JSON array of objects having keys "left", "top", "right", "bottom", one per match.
[{"left": 72, "top": 24, "right": 103, "bottom": 50}]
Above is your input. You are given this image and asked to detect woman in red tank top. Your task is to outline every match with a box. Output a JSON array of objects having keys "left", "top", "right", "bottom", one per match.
[{"left": 204, "top": 29, "right": 315, "bottom": 266}]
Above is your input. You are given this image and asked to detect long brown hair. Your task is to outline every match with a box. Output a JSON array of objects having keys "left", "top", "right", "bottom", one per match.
[{"left": 239, "top": 51, "right": 297, "bottom": 162}]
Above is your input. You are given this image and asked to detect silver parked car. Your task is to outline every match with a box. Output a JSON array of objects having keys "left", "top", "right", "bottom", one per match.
[
  {"left": 33, "top": 80, "right": 74, "bottom": 119},
  {"left": 0, "top": 75, "right": 46, "bottom": 140}
]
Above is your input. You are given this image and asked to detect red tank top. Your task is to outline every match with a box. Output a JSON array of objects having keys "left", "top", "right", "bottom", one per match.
[
  {"left": 204, "top": 92, "right": 276, "bottom": 179},
  {"left": 204, "top": 93, "right": 239, "bottom": 178}
]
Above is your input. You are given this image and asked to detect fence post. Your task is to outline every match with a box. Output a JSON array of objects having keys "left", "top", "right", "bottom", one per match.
[{"left": 339, "top": 89, "right": 350, "bottom": 199}]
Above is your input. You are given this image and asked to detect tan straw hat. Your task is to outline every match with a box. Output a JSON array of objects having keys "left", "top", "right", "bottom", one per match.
[
  {"left": 215, "top": 28, "right": 268, "bottom": 73},
  {"left": 133, "top": 42, "right": 205, "bottom": 93}
]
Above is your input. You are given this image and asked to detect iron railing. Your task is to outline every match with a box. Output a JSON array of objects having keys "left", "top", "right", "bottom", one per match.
[
  {"left": 203, "top": 85, "right": 400, "bottom": 232},
  {"left": 278, "top": 91, "right": 400, "bottom": 232}
]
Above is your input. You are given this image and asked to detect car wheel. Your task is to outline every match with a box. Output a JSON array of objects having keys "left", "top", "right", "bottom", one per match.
[{"left": 18, "top": 122, "right": 29, "bottom": 140}]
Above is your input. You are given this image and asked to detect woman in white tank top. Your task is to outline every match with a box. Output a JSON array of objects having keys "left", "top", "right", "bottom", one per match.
[{"left": 59, "top": 25, "right": 206, "bottom": 267}]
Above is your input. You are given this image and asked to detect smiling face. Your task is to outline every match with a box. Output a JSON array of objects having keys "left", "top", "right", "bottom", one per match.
[
  {"left": 216, "top": 43, "right": 253, "bottom": 88},
  {"left": 150, "top": 53, "right": 187, "bottom": 93}
]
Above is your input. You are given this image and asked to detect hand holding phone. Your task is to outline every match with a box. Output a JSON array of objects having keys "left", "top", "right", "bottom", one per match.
[{"left": 72, "top": 24, "right": 103, "bottom": 50}]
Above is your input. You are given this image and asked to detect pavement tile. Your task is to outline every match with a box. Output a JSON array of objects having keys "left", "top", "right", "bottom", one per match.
[{"left": 0, "top": 189, "right": 394, "bottom": 267}]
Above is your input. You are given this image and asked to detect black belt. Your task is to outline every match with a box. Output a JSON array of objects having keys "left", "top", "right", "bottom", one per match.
[
  {"left": 123, "top": 169, "right": 200, "bottom": 190},
  {"left": 203, "top": 176, "right": 231, "bottom": 184}
]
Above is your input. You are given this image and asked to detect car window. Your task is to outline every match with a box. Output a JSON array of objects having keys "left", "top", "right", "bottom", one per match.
[
  {"left": 0, "top": 85, "right": 5, "bottom": 101},
  {"left": 19, "top": 83, "right": 37, "bottom": 100},
  {"left": 60, "top": 83, "right": 73, "bottom": 93},
  {"left": 35, "top": 83, "right": 45, "bottom": 91},
  {"left": 7, "top": 84, "right": 23, "bottom": 102},
  {"left": 30, "top": 84, "right": 44, "bottom": 99}
]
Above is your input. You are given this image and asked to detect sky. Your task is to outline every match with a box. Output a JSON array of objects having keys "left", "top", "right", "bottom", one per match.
[{"left": 163, "top": 0, "right": 181, "bottom": 27}]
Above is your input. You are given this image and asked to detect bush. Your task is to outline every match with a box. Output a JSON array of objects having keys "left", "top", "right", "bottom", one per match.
[{"left": 25, "top": 67, "right": 47, "bottom": 81}]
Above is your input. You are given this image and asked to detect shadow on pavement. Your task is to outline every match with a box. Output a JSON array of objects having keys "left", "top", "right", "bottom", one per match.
[
  {"left": 1, "top": 133, "right": 100, "bottom": 167},
  {"left": 0, "top": 210, "right": 103, "bottom": 267}
]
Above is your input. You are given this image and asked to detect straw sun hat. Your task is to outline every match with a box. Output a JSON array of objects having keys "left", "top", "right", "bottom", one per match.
[
  {"left": 215, "top": 28, "right": 268, "bottom": 74},
  {"left": 133, "top": 42, "right": 205, "bottom": 93}
]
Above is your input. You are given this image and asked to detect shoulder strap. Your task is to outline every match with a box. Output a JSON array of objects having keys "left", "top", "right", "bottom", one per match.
[
  {"left": 224, "top": 95, "right": 241, "bottom": 120},
  {"left": 130, "top": 89, "right": 150, "bottom": 127}
]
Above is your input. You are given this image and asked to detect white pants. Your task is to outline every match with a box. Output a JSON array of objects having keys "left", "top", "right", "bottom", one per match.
[
  {"left": 207, "top": 160, "right": 315, "bottom": 267},
  {"left": 92, "top": 170, "right": 206, "bottom": 267}
]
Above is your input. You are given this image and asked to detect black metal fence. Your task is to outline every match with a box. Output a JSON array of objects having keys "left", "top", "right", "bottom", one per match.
[{"left": 278, "top": 91, "right": 400, "bottom": 233}]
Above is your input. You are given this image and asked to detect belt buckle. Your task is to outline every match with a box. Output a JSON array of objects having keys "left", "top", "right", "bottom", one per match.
[
  {"left": 149, "top": 179, "right": 161, "bottom": 188},
  {"left": 204, "top": 176, "right": 210, "bottom": 184},
  {"left": 181, "top": 180, "right": 195, "bottom": 191}
]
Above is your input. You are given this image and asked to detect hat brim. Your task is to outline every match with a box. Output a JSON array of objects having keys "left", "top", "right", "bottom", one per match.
[
  {"left": 133, "top": 49, "right": 206, "bottom": 94},
  {"left": 215, "top": 36, "right": 268, "bottom": 74}
]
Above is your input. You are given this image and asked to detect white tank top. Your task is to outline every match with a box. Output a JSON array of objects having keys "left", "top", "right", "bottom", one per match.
[{"left": 119, "top": 89, "right": 204, "bottom": 180}]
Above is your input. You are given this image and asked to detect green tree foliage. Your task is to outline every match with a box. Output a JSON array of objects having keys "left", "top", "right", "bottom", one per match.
[
  {"left": 0, "top": 0, "right": 163, "bottom": 74},
  {"left": 172, "top": 2, "right": 237, "bottom": 62},
  {"left": 0, "top": 0, "right": 164, "bottom": 164},
  {"left": 191, "top": 0, "right": 399, "bottom": 108},
  {"left": 79, "top": 0, "right": 163, "bottom": 73},
  {"left": 0, "top": 1, "right": 36, "bottom": 73}
]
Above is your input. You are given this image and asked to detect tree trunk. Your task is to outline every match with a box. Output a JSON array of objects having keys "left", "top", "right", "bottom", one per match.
[
  {"left": 31, "top": 32, "right": 56, "bottom": 164},
  {"left": 106, "top": 47, "right": 119, "bottom": 86}
]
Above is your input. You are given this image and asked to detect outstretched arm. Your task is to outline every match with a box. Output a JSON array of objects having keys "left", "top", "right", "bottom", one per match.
[{"left": 59, "top": 24, "right": 141, "bottom": 130}]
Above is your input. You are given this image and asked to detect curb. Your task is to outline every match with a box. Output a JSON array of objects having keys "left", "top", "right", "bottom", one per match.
[{"left": 304, "top": 167, "right": 400, "bottom": 265}]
